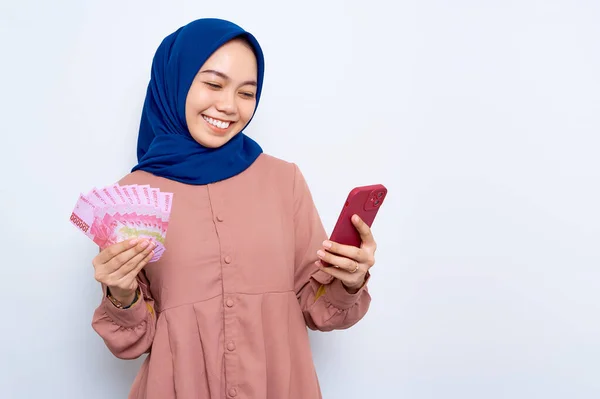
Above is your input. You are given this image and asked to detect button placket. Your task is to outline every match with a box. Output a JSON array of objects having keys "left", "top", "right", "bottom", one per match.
[{"left": 208, "top": 184, "right": 239, "bottom": 395}]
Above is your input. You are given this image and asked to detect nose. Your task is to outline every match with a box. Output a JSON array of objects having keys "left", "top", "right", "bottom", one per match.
[{"left": 215, "top": 91, "right": 237, "bottom": 115}]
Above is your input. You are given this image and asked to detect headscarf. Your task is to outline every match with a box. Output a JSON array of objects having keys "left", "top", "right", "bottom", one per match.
[{"left": 131, "top": 18, "right": 265, "bottom": 184}]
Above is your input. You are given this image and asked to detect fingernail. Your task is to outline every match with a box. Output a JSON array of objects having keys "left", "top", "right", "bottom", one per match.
[
  {"left": 322, "top": 240, "right": 332, "bottom": 249},
  {"left": 317, "top": 250, "right": 325, "bottom": 258},
  {"left": 130, "top": 238, "right": 139, "bottom": 245},
  {"left": 141, "top": 241, "right": 149, "bottom": 249},
  {"left": 352, "top": 214, "right": 359, "bottom": 222}
]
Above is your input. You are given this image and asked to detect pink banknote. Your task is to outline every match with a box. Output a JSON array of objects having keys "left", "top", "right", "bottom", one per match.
[{"left": 69, "top": 183, "right": 173, "bottom": 262}]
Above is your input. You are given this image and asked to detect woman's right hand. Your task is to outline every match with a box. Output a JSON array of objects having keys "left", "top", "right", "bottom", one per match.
[{"left": 92, "top": 238, "right": 156, "bottom": 305}]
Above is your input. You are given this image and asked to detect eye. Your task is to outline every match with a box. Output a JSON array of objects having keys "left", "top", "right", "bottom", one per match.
[
  {"left": 203, "top": 82, "right": 222, "bottom": 89},
  {"left": 239, "top": 91, "right": 255, "bottom": 99}
]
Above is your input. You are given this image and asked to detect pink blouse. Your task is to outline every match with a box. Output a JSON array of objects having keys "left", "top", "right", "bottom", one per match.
[{"left": 91, "top": 154, "right": 371, "bottom": 399}]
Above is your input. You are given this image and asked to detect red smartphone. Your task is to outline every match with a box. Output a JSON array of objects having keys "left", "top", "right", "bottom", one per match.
[{"left": 329, "top": 184, "right": 388, "bottom": 248}]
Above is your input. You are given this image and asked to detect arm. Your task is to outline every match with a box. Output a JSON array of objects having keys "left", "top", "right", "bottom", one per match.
[
  {"left": 91, "top": 272, "right": 157, "bottom": 360},
  {"left": 291, "top": 164, "right": 371, "bottom": 332}
]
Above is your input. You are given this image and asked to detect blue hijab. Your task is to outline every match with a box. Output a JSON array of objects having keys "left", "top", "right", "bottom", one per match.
[{"left": 131, "top": 18, "right": 264, "bottom": 185}]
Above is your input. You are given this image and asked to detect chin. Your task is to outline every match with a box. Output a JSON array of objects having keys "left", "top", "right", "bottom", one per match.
[{"left": 190, "top": 131, "right": 239, "bottom": 149}]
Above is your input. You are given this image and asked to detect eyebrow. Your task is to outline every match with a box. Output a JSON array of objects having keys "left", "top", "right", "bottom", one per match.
[{"left": 199, "top": 69, "right": 257, "bottom": 87}]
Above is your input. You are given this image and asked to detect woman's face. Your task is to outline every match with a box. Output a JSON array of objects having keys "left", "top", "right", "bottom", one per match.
[{"left": 185, "top": 38, "right": 258, "bottom": 148}]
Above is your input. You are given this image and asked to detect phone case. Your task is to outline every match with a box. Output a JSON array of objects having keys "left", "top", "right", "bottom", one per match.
[{"left": 329, "top": 184, "right": 388, "bottom": 248}]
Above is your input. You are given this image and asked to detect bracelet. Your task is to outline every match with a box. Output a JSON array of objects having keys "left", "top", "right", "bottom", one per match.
[{"left": 106, "top": 287, "right": 140, "bottom": 309}]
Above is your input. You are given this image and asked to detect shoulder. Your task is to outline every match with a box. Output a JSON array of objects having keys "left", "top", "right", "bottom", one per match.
[
  {"left": 250, "top": 153, "right": 313, "bottom": 199},
  {"left": 249, "top": 153, "right": 303, "bottom": 184},
  {"left": 254, "top": 153, "right": 296, "bottom": 173},
  {"left": 114, "top": 170, "right": 183, "bottom": 194},
  {"left": 116, "top": 170, "right": 160, "bottom": 186}
]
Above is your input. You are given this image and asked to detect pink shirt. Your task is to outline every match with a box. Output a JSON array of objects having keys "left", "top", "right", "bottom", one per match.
[{"left": 91, "top": 154, "right": 371, "bottom": 399}]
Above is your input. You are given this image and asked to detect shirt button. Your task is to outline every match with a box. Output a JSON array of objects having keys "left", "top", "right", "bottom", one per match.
[
  {"left": 224, "top": 255, "right": 232, "bottom": 264},
  {"left": 225, "top": 299, "right": 234, "bottom": 308},
  {"left": 228, "top": 388, "right": 237, "bottom": 397},
  {"left": 227, "top": 341, "right": 236, "bottom": 351}
]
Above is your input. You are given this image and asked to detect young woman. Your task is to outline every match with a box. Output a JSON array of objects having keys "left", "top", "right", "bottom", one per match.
[{"left": 91, "top": 18, "right": 378, "bottom": 399}]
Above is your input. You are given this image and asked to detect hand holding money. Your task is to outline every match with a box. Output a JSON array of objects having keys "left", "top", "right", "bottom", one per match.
[
  {"left": 92, "top": 238, "right": 156, "bottom": 304},
  {"left": 70, "top": 183, "right": 174, "bottom": 303}
]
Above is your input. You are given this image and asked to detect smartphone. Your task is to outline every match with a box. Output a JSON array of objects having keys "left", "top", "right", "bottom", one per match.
[{"left": 329, "top": 184, "right": 388, "bottom": 248}]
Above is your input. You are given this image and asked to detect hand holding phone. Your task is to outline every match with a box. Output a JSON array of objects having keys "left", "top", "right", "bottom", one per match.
[{"left": 316, "top": 184, "right": 387, "bottom": 290}]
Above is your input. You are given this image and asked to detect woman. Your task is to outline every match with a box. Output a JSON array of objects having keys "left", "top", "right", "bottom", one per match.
[{"left": 91, "top": 18, "right": 377, "bottom": 399}]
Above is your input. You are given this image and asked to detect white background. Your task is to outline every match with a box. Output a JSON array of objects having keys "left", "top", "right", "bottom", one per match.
[{"left": 1, "top": 1, "right": 599, "bottom": 398}]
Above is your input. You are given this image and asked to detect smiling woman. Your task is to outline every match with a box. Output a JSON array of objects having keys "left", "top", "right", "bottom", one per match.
[{"left": 89, "top": 18, "right": 379, "bottom": 399}]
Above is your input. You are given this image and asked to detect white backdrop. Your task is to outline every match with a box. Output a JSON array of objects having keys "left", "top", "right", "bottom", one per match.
[{"left": 1, "top": 1, "right": 599, "bottom": 398}]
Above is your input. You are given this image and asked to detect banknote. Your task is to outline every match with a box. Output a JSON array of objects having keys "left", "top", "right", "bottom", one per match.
[{"left": 70, "top": 183, "right": 173, "bottom": 262}]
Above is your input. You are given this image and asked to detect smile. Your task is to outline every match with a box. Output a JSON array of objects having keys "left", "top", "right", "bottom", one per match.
[{"left": 202, "top": 115, "right": 232, "bottom": 129}]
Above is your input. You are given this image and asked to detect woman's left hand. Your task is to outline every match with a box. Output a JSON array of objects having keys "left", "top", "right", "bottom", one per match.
[{"left": 315, "top": 214, "right": 377, "bottom": 294}]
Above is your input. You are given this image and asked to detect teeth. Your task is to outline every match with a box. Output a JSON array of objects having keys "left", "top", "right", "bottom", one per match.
[{"left": 203, "top": 115, "right": 230, "bottom": 129}]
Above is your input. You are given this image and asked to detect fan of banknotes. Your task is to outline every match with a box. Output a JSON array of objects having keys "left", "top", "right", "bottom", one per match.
[{"left": 69, "top": 184, "right": 173, "bottom": 262}]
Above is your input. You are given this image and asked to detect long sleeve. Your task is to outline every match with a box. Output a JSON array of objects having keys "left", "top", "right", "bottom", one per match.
[
  {"left": 91, "top": 272, "right": 157, "bottom": 360},
  {"left": 291, "top": 164, "right": 371, "bottom": 332}
]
